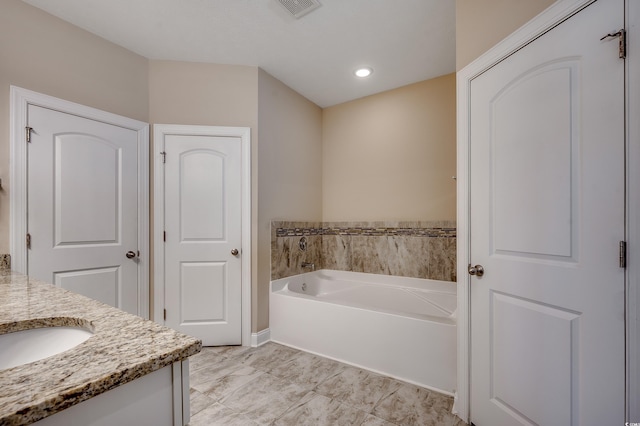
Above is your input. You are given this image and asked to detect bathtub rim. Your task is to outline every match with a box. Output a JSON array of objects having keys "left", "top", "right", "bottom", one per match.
[
  {"left": 271, "top": 269, "right": 457, "bottom": 325},
  {"left": 271, "top": 269, "right": 457, "bottom": 292}
]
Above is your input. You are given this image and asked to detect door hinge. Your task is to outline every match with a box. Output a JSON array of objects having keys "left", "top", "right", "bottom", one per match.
[
  {"left": 25, "top": 127, "right": 33, "bottom": 143},
  {"left": 160, "top": 151, "right": 167, "bottom": 164},
  {"left": 620, "top": 241, "right": 627, "bottom": 268},
  {"left": 164, "top": 309, "right": 167, "bottom": 320},
  {"left": 601, "top": 29, "right": 626, "bottom": 59},
  {"left": 26, "top": 233, "right": 31, "bottom": 249},
  {"left": 163, "top": 231, "right": 166, "bottom": 242}
]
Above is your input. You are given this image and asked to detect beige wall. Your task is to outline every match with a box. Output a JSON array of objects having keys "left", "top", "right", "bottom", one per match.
[
  {"left": 149, "top": 61, "right": 259, "bottom": 126},
  {"left": 456, "top": 0, "right": 556, "bottom": 70},
  {"left": 257, "top": 69, "right": 322, "bottom": 331},
  {"left": 0, "top": 0, "right": 149, "bottom": 254},
  {"left": 322, "top": 74, "right": 457, "bottom": 222}
]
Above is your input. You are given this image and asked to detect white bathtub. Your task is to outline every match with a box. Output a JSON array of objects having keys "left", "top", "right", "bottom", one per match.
[{"left": 269, "top": 270, "right": 456, "bottom": 395}]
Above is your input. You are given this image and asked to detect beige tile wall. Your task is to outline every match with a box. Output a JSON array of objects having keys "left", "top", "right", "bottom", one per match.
[
  {"left": 0, "top": 255, "right": 9, "bottom": 270},
  {"left": 272, "top": 221, "right": 456, "bottom": 282}
]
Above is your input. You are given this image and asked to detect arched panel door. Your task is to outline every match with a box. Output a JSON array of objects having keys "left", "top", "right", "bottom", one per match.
[
  {"left": 162, "top": 134, "right": 243, "bottom": 346},
  {"left": 469, "top": 0, "right": 625, "bottom": 424},
  {"left": 28, "top": 105, "right": 140, "bottom": 315}
]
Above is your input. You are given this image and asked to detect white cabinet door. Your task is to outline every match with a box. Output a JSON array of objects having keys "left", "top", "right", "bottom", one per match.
[
  {"left": 28, "top": 105, "right": 140, "bottom": 315},
  {"left": 161, "top": 133, "right": 243, "bottom": 346},
  {"left": 469, "top": 0, "right": 625, "bottom": 424},
  {"left": 32, "top": 362, "right": 190, "bottom": 426}
]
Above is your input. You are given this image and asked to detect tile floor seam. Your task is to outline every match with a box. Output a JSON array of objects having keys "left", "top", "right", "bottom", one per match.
[
  {"left": 268, "top": 390, "right": 317, "bottom": 425},
  {"left": 202, "top": 374, "right": 264, "bottom": 403},
  {"left": 276, "top": 377, "right": 314, "bottom": 419},
  {"left": 215, "top": 399, "right": 256, "bottom": 423}
]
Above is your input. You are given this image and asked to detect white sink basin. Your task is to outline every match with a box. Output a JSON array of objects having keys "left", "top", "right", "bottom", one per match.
[{"left": 0, "top": 326, "right": 93, "bottom": 370}]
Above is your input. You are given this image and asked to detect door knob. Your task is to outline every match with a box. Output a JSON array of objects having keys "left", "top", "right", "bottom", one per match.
[
  {"left": 468, "top": 264, "right": 484, "bottom": 277},
  {"left": 126, "top": 251, "right": 137, "bottom": 259},
  {"left": 231, "top": 249, "right": 239, "bottom": 256}
]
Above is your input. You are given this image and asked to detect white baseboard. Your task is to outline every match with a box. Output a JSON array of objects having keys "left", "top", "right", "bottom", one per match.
[{"left": 251, "top": 328, "right": 270, "bottom": 347}]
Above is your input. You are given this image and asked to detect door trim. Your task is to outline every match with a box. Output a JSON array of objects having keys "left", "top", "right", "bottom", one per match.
[
  {"left": 626, "top": 0, "right": 639, "bottom": 420},
  {"left": 153, "top": 124, "right": 252, "bottom": 347},
  {"left": 456, "top": 0, "right": 636, "bottom": 421},
  {"left": 9, "top": 86, "right": 150, "bottom": 318}
]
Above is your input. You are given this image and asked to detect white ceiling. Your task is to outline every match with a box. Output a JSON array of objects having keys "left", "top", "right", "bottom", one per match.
[{"left": 21, "top": 0, "right": 455, "bottom": 108}]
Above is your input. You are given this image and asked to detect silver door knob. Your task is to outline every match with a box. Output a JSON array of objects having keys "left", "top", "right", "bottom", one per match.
[
  {"left": 126, "top": 251, "right": 137, "bottom": 259},
  {"left": 231, "top": 249, "right": 239, "bottom": 256},
  {"left": 468, "top": 264, "right": 484, "bottom": 277}
]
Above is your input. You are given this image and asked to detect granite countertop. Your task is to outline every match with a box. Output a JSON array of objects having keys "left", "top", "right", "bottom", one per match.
[{"left": 0, "top": 270, "right": 202, "bottom": 425}]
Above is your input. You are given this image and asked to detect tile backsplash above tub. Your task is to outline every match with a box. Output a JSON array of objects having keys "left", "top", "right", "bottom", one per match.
[
  {"left": 271, "top": 221, "right": 456, "bottom": 282},
  {"left": 0, "top": 255, "right": 10, "bottom": 270}
]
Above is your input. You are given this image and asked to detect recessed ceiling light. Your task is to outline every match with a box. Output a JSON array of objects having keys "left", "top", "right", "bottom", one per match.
[{"left": 354, "top": 67, "right": 373, "bottom": 78}]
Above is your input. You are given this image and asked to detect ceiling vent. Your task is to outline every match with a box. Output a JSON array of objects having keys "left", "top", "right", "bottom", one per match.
[{"left": 276, "top": 0, "right": 321, "bottom": 19}]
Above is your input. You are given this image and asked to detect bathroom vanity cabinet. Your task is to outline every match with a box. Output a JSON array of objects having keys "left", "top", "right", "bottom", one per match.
[
  {"left": 0, "top": 270, "right": 201, "bottom": 426},
  {"left": 33, "top": 361, "right": 190, "bottom": 426}
]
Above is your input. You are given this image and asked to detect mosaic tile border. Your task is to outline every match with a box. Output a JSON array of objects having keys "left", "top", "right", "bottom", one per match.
[
  {"left": 276, "top": 226, "right": 456, "bottom": 238},
  {"left": 275, "top": 227, "right": 323, "bottom": 237}
]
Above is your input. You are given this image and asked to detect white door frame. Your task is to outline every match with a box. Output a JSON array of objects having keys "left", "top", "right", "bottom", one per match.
[
  {"left": 627, "top": 0, "right": 640, "bottom": 420},
  {"left": 153, "top": 124, "right": 252, "bottom": 347},
  {"left": 10, "top": 86, "right": 150, "bottom": 318},
  {"left": 456, "top": 0, "right": 638, "bottom": 421}
]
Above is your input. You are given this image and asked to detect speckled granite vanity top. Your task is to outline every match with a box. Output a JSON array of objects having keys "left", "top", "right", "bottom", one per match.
[{"left": 0, "top": 270, "right": 202, "bottom": 425}]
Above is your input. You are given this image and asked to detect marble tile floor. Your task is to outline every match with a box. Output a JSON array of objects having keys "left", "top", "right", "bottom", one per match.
[{"left": 188, "top": 342, "right": 466, "bottom": 426}]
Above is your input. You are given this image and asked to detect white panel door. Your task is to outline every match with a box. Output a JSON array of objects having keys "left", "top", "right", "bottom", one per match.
[
  {"left": 469, "top": 1, "right": 625, "bottom": 425},
  {"left": 162, "top": 134, "right": 242, "bottom": 346},
  {"left": 28, "top": 105, "right": 139, "bottom": 314}
]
